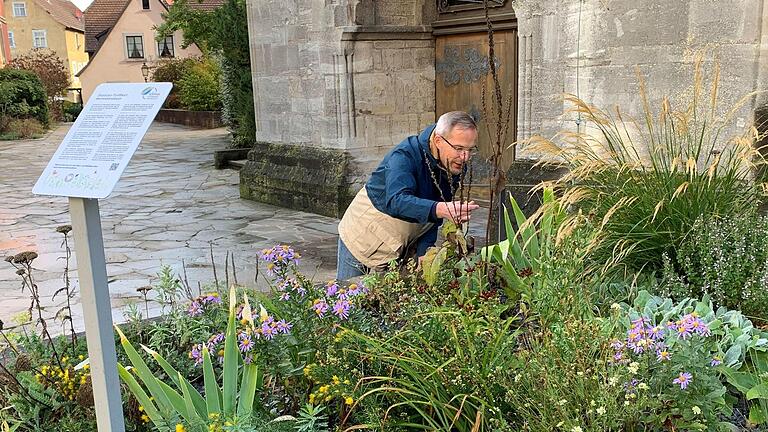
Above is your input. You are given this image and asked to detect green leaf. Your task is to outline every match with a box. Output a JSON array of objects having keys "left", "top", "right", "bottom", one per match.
[
  {"left": 222, "top": 286, "right": 239, "bottom": 414},
  {"left": 747, "top": 384, "right": 768, "bottom": 400},
  {"left": 750, "top": 404, "right": 768, "bottom": 424},
  {"left": 178, "top": 373, "right": 204, "bottom": 427},
  {"left": 117, "top": 364, "right": 163, "bottom": 425},
  {"left": 202, "top": 347, "right": 221, "bottom": 415},
  {"left": 237, "top": 363, "right": 262, "bottom": 418},
  {"left": 115, "top": 326, "right": 174, "bottom": 411},
  {"left": 423, "top": 247, "right": 448, "bottom": 287},
  {"left": 724, "top": 344, "right": 743, "bottom": 368},
  {"left": 722, "top": 369, "right": 757, "bottom": 393}
]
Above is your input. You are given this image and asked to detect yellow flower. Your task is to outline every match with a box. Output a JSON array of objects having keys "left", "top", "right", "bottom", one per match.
[
  {"left": 309, "top": 394, "right": 316, "bottom": 404},
  {"left": 332, "top": 375, "right": 340, "bottom": 385},
  {"left": 319, "top": 385, "right": 329, "bottom": 394},
  {"left": 141, "top": 414, "right": 149, "bottom": 423},
  {"left": 345, "top": 397, "right": 354, "bottom": 405},
  {"left": 138, "top": 405, "right": 144, "bottom": 412},
  {"left": 175, "top": 424, "right": 186, "bottom": 432}
]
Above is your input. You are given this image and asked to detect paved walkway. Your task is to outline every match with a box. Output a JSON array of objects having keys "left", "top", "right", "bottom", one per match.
[{"left": 0, "top": 123, "right": 340, "bottom": 333}]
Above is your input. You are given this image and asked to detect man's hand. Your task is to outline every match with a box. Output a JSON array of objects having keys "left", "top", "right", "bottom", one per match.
[{"left": 435, "top": 201, "right": 479, "bottom": 224}]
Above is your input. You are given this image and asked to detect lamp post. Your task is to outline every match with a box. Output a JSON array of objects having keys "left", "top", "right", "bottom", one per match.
[{"left": 140, "top": 62, "right": 150, "bottom": 82}]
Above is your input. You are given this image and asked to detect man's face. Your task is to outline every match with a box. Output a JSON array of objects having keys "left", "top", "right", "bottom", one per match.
[{"left": 435, "top": 127, "right": 478, "bottom": 175}]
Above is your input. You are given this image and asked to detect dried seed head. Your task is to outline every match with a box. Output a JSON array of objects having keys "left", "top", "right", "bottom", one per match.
[
  {"left": 15, "top": 269, "right": 25, "bottom": 276},
  {"left": 136, "top": 286, "right": 152, "bottom": 294},
  {"left": 12, "top": 251, "right": 38, "bottom": 264},
  {"left": 14, "top": 354, "right": 32, "bottom": 372},
  {"left": 4, "top": 256, "right": 13, "bottom": 263},
  {"left": 56, "top": 225, "right": 73, "bottom": 235}
]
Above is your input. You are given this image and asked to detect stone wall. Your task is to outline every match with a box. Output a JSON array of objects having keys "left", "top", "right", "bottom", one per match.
[
  {"left": 513, "top": 0, "right": 768, "bottom": 153},
  {"left": 243, "top": 0, "right": 768, "bottom": 216}
]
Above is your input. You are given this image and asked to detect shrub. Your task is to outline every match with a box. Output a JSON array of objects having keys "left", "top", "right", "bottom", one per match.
[
  {"left": 0, "top": 68, "right": 49, "bottom": 126},
  {"left": 1, "top": 118, "right": 46, "bottom": 139},
  {"left": 61, "top": 100, "right": 82, "bottom": 122},
  {"left": 661, "top": 214, "right": 768, "bottom": 323},
  {"left": 8, "top": 49, "right": 70, "bottom": 121},
  {"left": 534, "top": 58, "right": 765, "bottom": 273},
  {"left": 177, "top": 57, "right": 221, "bottom": 111}
]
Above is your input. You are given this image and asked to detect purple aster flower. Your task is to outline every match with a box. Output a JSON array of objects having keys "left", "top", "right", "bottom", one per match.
[
  {"left": 325, "top": 281, "right": 339, "bottom": 297},
  {"left": 202, "top": 293, "right": 221, "bottom": 304},
  {"left": 189, "top": 343, "right": 204, "bottom": 366},
  {"left": 631, "top": 317, "right": 650, "bottom": 329},
  {"left": 656, "top": 349, "right": 671, "bottom": 362},
  {"left": 208, "top": 332, "right": 225, "bottom": 347},
  {"left": 711, "top": 356, "right": 723, "bottom": 367},
  {"left": 610, "top": 339, "right": 624, "bottom": 350},
  {"left": 296, "top": 286, "right": 307, "bottom": 297},
  {"left": 238, "top": 333, "right": 255, "bottom": 352},
  {"left": 188, "top": 301, "right": 203, "bottom": 317},
  {"left": 675, "top": 323, "right": 692, "bottom": 340},
  {"left": 688, "top": 317, "right": 710, "bottom": 336},
  {"left": 333, "top": 299, "right": 351, "bottom": 320},
  {"left": 280, "top": 292, "right": 290, "bottom": 301},
  {"left": 673, "top": 372, "right": 693, "bottom": 389},
  {"left": 244, "top": 354, "right": 253, "bottom": 364},
  {"left": 261, "top": 323, "right": 277, "bottom": 340},
  {"left": 275, "top": 319, "right": 292, "bottom": 334},
  {"left": 647, "top": 325, "right": 664, "bottom": 340},
  {"left": 312, "top": 299, "right": 329, "bottom": 318}
]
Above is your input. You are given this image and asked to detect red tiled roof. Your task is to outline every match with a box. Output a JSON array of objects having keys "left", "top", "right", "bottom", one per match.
[
  {"left": 83, "top": 0, "right": 223, "bottom": 54},
  {"left": 34, "top": 0, "right": 84, "bottom": 32},
  {"left": 185, "top": 0, "right": 224, "bottom": 11},
  {"left": 83, "top": 0, "right": 129, "bottom": 53}
]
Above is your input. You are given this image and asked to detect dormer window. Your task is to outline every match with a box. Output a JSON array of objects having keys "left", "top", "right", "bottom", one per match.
[{"left": 142, "top": 0, "right": 149, "bottom": 9}]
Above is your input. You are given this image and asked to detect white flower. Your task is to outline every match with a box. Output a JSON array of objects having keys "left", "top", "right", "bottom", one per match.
[
  {"left": 572, "top": 427, "right": 583, "bottom": 432},
  {"left": 637, "top": 382, "right": 649, "bottom": 390},
  {"left": 692, "top": 406, "right": 701, "bottom": 415},
  {"left": 514, "top": 374, "right": 521, "bottom": 383},
  {"left": 596, "top": 406, "right": 606, "bottom": 415},
  {"left": 611, "top": 303, "right": 621, "bottom": 311},
  {"left": 590, "top": 399, "right": 596, "bottom": 406},
  {"left": 608, "top": 376, "right": 618, "bottom": 386},
  {"left": 558, "top": 399, "right": 568, "bottom": 406},
  {"left": 624, "top": 400, "right": 630, "bottom": 406},
  {"left": 628, "top": 362, "right": 639, "bottom": 374}
]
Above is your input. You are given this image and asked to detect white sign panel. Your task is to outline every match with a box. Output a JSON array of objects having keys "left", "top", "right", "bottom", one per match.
[{"left": 33, "top": 82, "right": 172, "bottom": 199}]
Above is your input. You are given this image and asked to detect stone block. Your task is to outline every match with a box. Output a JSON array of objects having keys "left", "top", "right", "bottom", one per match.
[
  {"left": 240, "top": 143, "right": 355, "bottom": 218},
  {"left": 352, "top": 43, "right": 374, "bottom": 73},
  {"left": 286, "top": 45, "right": 300, "bottom": 70},
  {"left": 405, "top": 40, "right": 433, "bottom": 49},
  {"left": 271, "top": 45, "right": 288, "bottom": 72},
  {"left": 374, "top": 40, "right": 406, "bottom": 50}
]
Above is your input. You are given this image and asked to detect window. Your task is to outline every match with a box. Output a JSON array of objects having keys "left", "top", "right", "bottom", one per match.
[
  {"left": 32, "top": 30, "right": 47, "bottom": 48},
  {"left": 12, "top": 2, "right": 27, "bottom": 16},
  {"left": 157, "top": 35, "right": 174, "bottom": 58},
  {"left": 8, "top": 32, "right": 15, "bottom": 48},
  {"left": 142, "top": 0, "right": 149, "bottom": 9},
  {"left": 125, "top": 35, "right": 144, "bottom": 58}
]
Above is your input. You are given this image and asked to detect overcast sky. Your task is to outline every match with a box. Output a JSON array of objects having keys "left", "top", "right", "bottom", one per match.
[{"left": 71, "top": 0, "right": 93, "bottom": 12}]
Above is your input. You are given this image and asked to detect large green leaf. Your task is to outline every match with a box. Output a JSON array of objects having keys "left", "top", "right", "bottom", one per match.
[
  {"left": 222, "top": 286, "right": 239, "bottom": 414},
  {"left": 202, "top": 347, "right": 221, "bottom": 415},
  {"left": 237, "top": 363, "right": 262, "bottom": 418},
  {"left": 747, "top": 384, "right": 768, "bottom": 400}
]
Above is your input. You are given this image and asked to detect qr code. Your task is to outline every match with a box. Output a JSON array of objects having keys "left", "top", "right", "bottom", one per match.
[{"left": 109, "top": 163, "right": 119, "bottom": 171}]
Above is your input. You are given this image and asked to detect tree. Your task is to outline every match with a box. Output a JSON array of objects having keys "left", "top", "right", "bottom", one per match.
[
  {"left": 8, "top": 49, "right": 71, "bottom": 121},
  {"left": 155, "top": 0, "right": 256, "bottom": 147}
]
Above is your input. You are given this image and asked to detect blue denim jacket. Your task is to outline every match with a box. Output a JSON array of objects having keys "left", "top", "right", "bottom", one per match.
[{"left": 364, "top": 123, "right": 460, "bottom": 258}]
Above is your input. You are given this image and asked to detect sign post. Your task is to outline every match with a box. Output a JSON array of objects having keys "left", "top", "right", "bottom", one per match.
[{"left": 33, "top": 83, "right": 172, "bottom": 431}]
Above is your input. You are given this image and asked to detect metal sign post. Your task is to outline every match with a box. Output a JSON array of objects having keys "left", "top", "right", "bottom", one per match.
[
  {"left": 32, "top": 82, "right": 172, "bottom": 431},
  {"left": 70, "top": 197, "right": 124, "bottom": 431}
]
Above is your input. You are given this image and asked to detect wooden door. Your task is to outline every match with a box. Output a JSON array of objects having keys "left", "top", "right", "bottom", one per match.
[{"left": 435, "top": 30, "right": 518, "bottom": 198}]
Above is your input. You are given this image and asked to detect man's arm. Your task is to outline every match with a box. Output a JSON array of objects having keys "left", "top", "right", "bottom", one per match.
[{"left": 382, "top": 151, "right": 440, "bottom": 224}]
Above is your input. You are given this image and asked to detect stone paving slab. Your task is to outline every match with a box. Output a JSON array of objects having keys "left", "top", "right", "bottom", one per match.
[{"left": 0, "top": 123, "right": 340, "bottom": 334}]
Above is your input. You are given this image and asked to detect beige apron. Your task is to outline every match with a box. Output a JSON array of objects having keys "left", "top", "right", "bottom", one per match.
[{"left": 338, "top": 186, "right": 434, "bottom": 270}]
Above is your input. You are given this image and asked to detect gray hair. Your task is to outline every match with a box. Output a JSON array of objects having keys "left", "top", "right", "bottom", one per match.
[{"left": 435, "top": 111, "right": 477, "bottom": 136}]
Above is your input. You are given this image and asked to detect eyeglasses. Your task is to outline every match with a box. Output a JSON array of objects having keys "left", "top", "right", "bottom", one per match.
[{"left": 437, "top": 133, "right": 478, "bottom": 156}]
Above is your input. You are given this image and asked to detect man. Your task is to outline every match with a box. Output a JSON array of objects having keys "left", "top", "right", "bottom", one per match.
[{"left": 337, "top": 111, "right": 480, "bottom": 280}]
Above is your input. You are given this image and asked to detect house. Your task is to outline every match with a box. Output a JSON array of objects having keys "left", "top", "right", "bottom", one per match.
[
  {"left": 239, "top": 0, "right": 768, "bottom": 218},
  {"left": 78, "top": 0, "right": 222, "bottom": 102},
  {"left": 3, "top": 0, "right": 87, "bottom": 100},
  {"left": 0, "top": 3, "right": 11, "bottom": 65}
]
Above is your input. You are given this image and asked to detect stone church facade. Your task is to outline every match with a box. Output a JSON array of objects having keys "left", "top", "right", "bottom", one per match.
[{"left": 241, "top": 0, "right": 768, "bottom": 218}]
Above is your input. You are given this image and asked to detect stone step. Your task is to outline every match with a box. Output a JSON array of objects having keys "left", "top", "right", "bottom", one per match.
[{"left": 229, "top": 159, "right": 247, "bottom": 169}]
